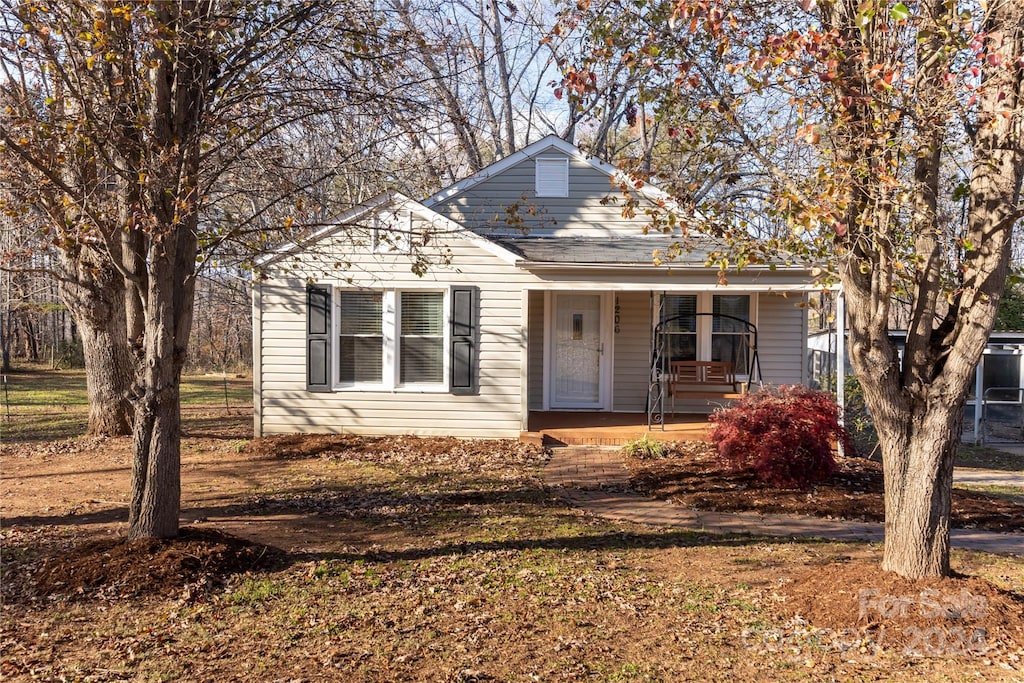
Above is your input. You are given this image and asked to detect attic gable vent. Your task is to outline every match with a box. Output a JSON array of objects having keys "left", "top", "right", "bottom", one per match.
[{"left": 535, "top": 157, "right": 569, "bottom": 197}]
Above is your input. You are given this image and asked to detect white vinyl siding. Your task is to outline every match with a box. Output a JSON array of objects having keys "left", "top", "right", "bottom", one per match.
[
  {"left": 256, "top": 202, "right": 815, "bottom": 437},
  {"left": 373, "top": 210, "right": 412, "bottom": 254},
  {"left": 258, "top": 227, "right": 532, "bottom": 438},
  {"left": 612, "top": 291, "right": 652, "bottom": 412},
  {"left": 757, "top": 293, "right": 807, "bottom": 385}
]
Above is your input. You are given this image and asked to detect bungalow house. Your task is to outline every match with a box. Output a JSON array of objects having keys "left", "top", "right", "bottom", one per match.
[{"left": 252, "top": 135, "right": 819, "bottom": 440}]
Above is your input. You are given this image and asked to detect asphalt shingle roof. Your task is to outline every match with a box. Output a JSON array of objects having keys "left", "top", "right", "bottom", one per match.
[{"left": 488, "top": 236, "right": 718, "bottom": 265}]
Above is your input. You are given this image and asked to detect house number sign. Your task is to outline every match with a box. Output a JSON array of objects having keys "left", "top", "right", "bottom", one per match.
[{"left": 614, "top": 296, "right": 621, "bottom": 334}]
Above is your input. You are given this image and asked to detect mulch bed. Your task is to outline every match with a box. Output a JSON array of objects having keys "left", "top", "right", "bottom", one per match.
[
  {"left": 776, "top": 561, "right": 1024, "bottom": 654},
  {"left": 18, "top": 437, "right": 548, "bottom": 603},
  {"left": 30, "top": 527, "right": 283, "bottom": 600},
  {"left": 627, "top": 441, "right": 1024, "bottom": 532}
]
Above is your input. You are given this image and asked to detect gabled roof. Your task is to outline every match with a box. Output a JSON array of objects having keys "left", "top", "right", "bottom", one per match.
[
  {"left": 423, "top": 134, "right": 681, "bottom": 215},
  {"left": 256, "top": 192, "right": 520, "bottom": 268}
]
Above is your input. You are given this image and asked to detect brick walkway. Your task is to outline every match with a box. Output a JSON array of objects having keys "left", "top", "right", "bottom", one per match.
[{"left": 544, "top": 446, "right": 1023, "bottom": 555}]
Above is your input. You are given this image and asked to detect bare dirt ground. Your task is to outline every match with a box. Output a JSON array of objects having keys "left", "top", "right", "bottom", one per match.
[{"left": 2, "top": 412, "right": 1023, "bottom": 681}]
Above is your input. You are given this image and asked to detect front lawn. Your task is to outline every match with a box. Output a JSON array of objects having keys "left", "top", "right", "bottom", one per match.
[{"left": 2, "top": 425, "right": 1023, "bottom": 681}]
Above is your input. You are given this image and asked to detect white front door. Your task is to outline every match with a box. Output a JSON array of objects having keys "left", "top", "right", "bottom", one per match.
[{"left": 551, "top": 293, "right": 606, "bottom": 408}]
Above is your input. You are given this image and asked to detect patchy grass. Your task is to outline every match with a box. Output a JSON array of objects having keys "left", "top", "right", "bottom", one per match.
[
  {"left": 954, "top": 483, "right": 1024, "bottom": 504},
  {"left": 2, "top": 431, "right": 1023, "bottom": 682},
  {"left": 0, "top": 362, "right": 251, "bottom": 442},
  {"left": 178, "top": 372, "right": 253, "bottom": 406},
  {"left": 956, "top": 444, "right": 1024, "bottom": 472}
]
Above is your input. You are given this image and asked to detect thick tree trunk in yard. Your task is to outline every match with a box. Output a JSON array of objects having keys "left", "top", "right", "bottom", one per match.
[
  {"left": 828, "top": 0, "right": 1023, "bottom": 579},
  {"left": 127, "top": 236, "right": 198, "bottom": 539},
  {"left": 81, "top": 314, "right": 134, "bottom": 436},
  {"left": 60, "top": 255, "right": 134, "bottom": 437},
  {"left": 878, "top": 405, "right": 960, "bottom": 578},
  {"left": 128, "top": 377, "right": 182, "bottom": 539}
]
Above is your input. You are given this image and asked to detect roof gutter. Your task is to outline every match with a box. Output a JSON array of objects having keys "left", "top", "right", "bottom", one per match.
[{"left": 516, "top": 260, "right": 814, "bottom": 273}]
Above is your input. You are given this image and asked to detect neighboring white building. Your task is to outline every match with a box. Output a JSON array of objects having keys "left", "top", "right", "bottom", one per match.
[
  {"left": 809, "top": 329, "right": 1024, "bottom": 443},
  {"left": 253, "top": 136, "right": 818, "bottom": 439}
]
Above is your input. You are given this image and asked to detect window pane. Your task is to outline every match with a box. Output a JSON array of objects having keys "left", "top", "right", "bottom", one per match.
[
  {"left": 712, "top": 295, "right": 750, "bottom": 332},
  {"left": 666, "top": 333, "right": 697, "bottom": 363},
  {"left": 712, "top": 335, "right": 747, "bottom": 373},
  {"left": 401, "top": 338, "right": 443, "bottom": 383},
  {"left": 401, "top": 292, "right": 443, "bottom": 335},
  {"left": 339, "top": 336, "right": 383, "bottom": 383},
  {"left": 339, "top": 290, "right": 383, "bottom": 383},
  {"left": 339, "top": 291, "right": 382, "bottom": 335},
  {"left": 711, "top": 295, "right": 750, "bottom": 373},
  {"left": 982, "top": 354, "right": 1021, "bottom": 402},
  {"left": 663, "top": 295, "right": 697, "bottom": 332},
  {"left": 400, "top": 291, "right": 443, "bottom": 384}
]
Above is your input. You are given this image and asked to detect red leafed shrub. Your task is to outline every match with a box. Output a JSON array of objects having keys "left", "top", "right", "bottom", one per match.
[{"left": 708, "top": 385, "right": 853, "bottom": 489}]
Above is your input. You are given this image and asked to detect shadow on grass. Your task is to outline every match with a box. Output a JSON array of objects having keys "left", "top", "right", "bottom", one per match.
[
  {"left": 1, "top": 414, "right": 90, "bottom": 443},
  {"left": 286, "top": 528, "right": 828, "bottom": 568},
  {"left": 3, "top": 473, "right": 856, "bottom": 570},
  {"left": 2, "top": 477, "right": 551, "bottom": 530}
]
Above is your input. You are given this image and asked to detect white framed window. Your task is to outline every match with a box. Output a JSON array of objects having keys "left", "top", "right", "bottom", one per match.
[
  {"left": 373, "top": 210, "right": 413, "bottom": 254},
  {"left": 535, "top": 157, "right": 569, "bottom": 197},
  {"left": 660, "top": 293, "right": 756, "bottom": 376},
  {"left": 398, "top": 291, "right": 445, "bottom": 385},
  {"left": 334, "top": 287, "right": 448, "bottom": 391},
  {"left": 338, "top": 290, "right": 385, "bottom": 385},
  {"left": 712, "top": 295, "right": 752, "bottom": 374},
  {"left": 662, "top": 294, "right": 698, "bottom": 363}
]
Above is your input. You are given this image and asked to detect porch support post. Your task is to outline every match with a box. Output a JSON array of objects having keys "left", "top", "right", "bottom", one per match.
[
  {"left": 521, "top": 288, "right": 530, "bottom": 432},
  {"left": 835, "top": 288, "right": 846, "bottom": 456}
]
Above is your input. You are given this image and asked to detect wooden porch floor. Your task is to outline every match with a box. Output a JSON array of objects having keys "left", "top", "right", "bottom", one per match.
[{"left": 522, "top": 411, "right": 711, "bottom": 446}]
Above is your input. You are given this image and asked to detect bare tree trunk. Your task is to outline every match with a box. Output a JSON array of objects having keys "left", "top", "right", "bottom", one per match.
[
  {"left": 80, "top": 312, "right": 134, "bottom": 436},
  {"left": 876, "top": 403, "right": 959, "bottom": 577},
  {"left": 0, "top": 308, "right": 11, "bottom": 373},
  {"left": 60, "top": 254, "right": 134, "bottom": 436}
]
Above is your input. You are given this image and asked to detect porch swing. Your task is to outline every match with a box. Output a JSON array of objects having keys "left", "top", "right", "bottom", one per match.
[{"left": 647, "top": 308, "right": 762, "bottom": 429}]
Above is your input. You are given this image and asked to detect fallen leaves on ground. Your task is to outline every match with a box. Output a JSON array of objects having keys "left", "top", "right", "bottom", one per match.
[
  {"left": 626, "top": 441, "right": 1024, "bottom": 532},
  {"left": 2, "top": 433, "right": 1023, "bottom": 682}
]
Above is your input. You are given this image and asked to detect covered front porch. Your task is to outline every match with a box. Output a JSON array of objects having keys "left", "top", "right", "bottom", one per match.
[
  {"left": 521, "top": 411, "right": 711, "bottom": 446},
  {"left": 520, "top": 285, "right": 812, "bottom": 435}
]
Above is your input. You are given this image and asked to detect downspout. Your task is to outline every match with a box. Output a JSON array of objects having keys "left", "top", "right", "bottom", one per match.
[{"left": 252, "top": 277, "right": 263, "bottom": 438}]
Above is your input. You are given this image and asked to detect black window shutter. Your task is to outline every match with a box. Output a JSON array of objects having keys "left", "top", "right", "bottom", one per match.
[
  {"left": 307, "top": 285, "right": 332, "bottom": 392},
  {"left": 450, "top": 286, "right": 479, "bottom": 394}
]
